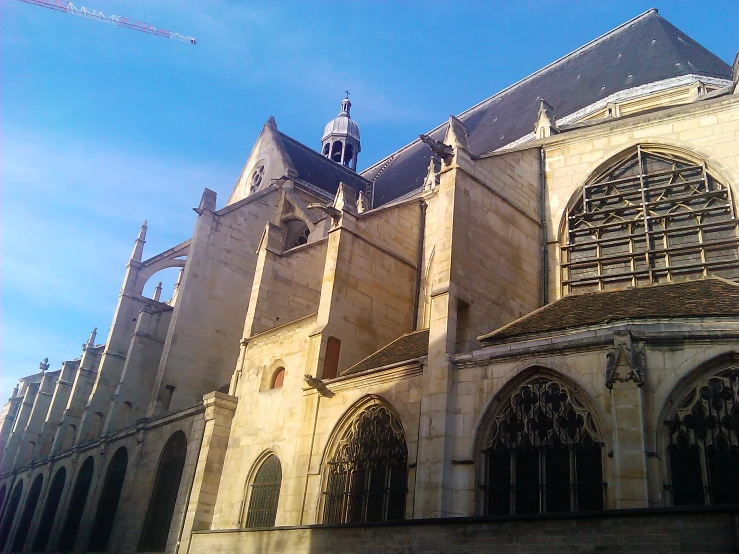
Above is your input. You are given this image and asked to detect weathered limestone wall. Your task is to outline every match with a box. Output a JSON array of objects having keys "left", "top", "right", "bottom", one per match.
[
  {"left": 36, "top": 360, "right": 78, "bottom": 460},
  {"left": 212, "top": 316, "right": 318, "bottom": 530},
  {"left": 244, "top": 234, "right": 326, "bottom": 337},
  {"left": 452, "top": 148, "right": 542, "bottom": 348},
  {"left": 106, "top": 304, "right": 174, "bottom": 434},
  {"left": 543, "top": 95, "right": 739, "bottom": 300},
  {"left": 315, "top": 214, "right": 418, "bottom": 374},
  {"left": 190, "top": 507, "right": 739, "bottom": 554},
  {"left": 0, "top": 405, "right": 204, "bottom": 554},
  {"left": 150, "top": 190, "right": 281, "bottom": 416}
]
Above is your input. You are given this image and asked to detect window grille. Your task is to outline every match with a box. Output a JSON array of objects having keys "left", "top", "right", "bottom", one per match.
[
  {"left": 563, "top": 147, "right": 739, "bottom": 294},
  {"left": 482, "top": 378, "right": 605, "bottom": 515},
  {"left": 665, "top": 370, "right": 739, "bottom": 506},
  {"left": 245, "top": 455, "right": 282, "bottom": 528},
  {"left": 323, "top": 404, "right": 407, "bottom": 524}
]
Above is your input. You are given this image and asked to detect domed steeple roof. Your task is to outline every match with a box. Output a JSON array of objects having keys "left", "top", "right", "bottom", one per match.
[{"left": 322, "top": 96, "right": 360, "bottom": 142}]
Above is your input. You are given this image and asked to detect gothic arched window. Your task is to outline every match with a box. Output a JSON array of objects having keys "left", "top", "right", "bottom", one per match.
[
  {"left": 33, "top": 467, "right": 66, "bottom": 553},
  {"left": 322, "top": 403, "right": 407, "bottom": 524},
  {"left": 482, "top": 378, "right": 604, "bottom": 515},
  {"left": 58, "top": 456, "right": 94, "bottom": 552},
  {"left": 666, "top": 369, "right": 739, "bottom": 506},
  {"left": 137, "top": 432, "right": 188, "bottom": 552},
  {"left": 88, "top": 447, "right": 128, "bottom": 552},
  {"left": 562, "top": 146, "right": 739, "bottom": 294},
  {"left": 244, "top": 455, "right": 282, "bottom": 528}
]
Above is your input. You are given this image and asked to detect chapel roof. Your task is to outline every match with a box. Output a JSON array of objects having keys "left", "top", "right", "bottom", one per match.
[
  {"left": 341, "top": 329, "right": 429, "bottom": 376},
  {"left": 479, "top": 278, "right": 739, "bottom": 345},
  {"left": 361, "top": 9, "right": 733, "bottom": 206},
  {"left": 279, "top": 131, "right": 371, "bottom": 196}
]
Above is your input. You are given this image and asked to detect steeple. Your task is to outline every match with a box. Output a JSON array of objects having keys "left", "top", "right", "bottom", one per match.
[{"left": 321, "top": 91, "right": 361, "bottom": 171}]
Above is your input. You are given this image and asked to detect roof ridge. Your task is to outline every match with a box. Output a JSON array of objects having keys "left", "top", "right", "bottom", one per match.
[{"left": 279, "top": 131, "right": 372, "bottom": 184}]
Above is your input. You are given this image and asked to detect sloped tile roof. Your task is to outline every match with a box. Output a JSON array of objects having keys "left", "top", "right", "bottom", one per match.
[
  {"left": 342, "top": 329, "right": 429, "bottom": 376},
  {"left": 479, "top": 278, "right": 739, "bottom": 345},
  {"left": 362, "top": 9, "right": 732, "bottom": 206},
  {"left": 279, "top": 132, "right": 372, "bottom": 197}
]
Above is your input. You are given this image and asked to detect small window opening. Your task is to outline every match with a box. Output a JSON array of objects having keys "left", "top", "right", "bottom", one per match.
[
  {"left": 323, "top": 337, "right": 341, "bottom": 380},
  {"left": 271, "top": 368, "right": 285, "bottom": 389},
  {"left": 331, "top": 141, "right": 343, "bottom": 163},
  {"left": 245, "top": 455, "right": 282, "bottom": 528},
  {"left": 323, "top": 143, "right": 330, "bottom": 156},
  {"left": 344, "top": 144, "right": 354, "bottom": 166},
  {"left": 162, "top": 386, "right": 175, "bottom": 412}
]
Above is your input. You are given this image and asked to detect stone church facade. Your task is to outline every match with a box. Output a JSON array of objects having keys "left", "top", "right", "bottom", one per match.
[{"left": 1, "top": 9, "right": 738, "bottom": 554}]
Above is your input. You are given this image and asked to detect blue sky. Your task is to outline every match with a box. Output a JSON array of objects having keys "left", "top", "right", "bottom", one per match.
[{"left": 2, "top": 0, "right": 737, "bottom": 394}]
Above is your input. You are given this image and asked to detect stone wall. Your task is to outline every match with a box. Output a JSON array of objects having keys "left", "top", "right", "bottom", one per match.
[{"left": 190, "top": 506, "right": 739, "bottom": 554}]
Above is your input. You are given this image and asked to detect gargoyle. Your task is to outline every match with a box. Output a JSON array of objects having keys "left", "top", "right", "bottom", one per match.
[
  {"left": 307, "top": 203, "right": 342, "bottom": 225},
  {"left": 304, "top": 375, "right": 335, "bottom": 397},
  {"left": 419, "top": 133, "right": 454, "bottom": 165}
]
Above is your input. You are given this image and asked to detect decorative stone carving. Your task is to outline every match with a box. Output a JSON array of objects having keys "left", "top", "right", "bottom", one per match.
[
  {"left": 605, "top": 330, "right": 646, "bottom": 389},
  {"left": 418, "top": 133, "right": 453, "bottom": 165}
]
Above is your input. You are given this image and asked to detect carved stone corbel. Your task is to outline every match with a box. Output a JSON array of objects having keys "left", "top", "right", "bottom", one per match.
[{"left": 605, "top": 330, "right": 646, "bottom": 389}]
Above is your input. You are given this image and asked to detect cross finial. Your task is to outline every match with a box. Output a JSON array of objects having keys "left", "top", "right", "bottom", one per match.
[{"left": 345, "top": 88, "right": 350, "bottom": 99}]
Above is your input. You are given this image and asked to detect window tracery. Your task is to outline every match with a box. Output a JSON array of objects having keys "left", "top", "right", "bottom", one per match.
[
  {"left": 482, "top": 378, "right": 605, "bottom": 515},
  {"left": 666, "top": 369, "right": 739, "bottom": 506},
  {"left": 323, "top": 404, "right": 407, "bottom": 524},
  {"left": 250, "top": 164, "right": 265, "bottom": 194},
  {"left": 244, "top": 455, "right": 282, "bottom": 528},
  {"left": 562, "top": 147, "right": 739, "bottom": 294}
]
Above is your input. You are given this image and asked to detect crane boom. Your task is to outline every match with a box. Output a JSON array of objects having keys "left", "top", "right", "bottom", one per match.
[{"left": 17, "top": 0, "right": 196, "bottom": 44}]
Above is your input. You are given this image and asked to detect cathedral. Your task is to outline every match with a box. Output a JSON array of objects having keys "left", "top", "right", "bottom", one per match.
[{"left": 1, "top": 8, "right": 739, "bottom": 553}]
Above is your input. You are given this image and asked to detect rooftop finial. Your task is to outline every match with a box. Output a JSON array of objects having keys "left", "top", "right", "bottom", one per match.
[
  {"left": 153, "top": 282, "right": 163, "bottom": 302},
  {"left": 130, "top": 220, "right": 148, "bottom": 262},
  {"left": 84, "top": 327, "right": 97, "bottom": 350},
  {"left": 39, "top": 358, "right": 49, "bottom": 372},
  {"left": 345, "top": 88, "right": 350, "bottom": 99}
]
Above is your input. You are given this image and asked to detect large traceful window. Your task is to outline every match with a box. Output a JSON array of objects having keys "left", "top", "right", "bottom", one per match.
[
  {"left": 482, "top": 378, "right": 605, "bottom": 515},
  {"left": 323, "top": 404, "right": 407, "bottom": 524},
  {"left": 562, "top": 146, "right": 739, "bottom": 294},
  {"left": 244, "top": 455, "right": 282, "bottom": 528},
  {"left": 666, "top": 369, "right": 739, "bottom": 506}
]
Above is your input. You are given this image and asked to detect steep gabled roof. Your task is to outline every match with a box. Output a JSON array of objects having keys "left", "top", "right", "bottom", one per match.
[
  {"left": 362, "top": 9, "right": 732, "bottom": 206},
  {"left": 341, "top": 329, "right": 429, "bottom": 376},
  {"left": 279, "top": 132, "right": 372, "bottom": 197},
  {"left": 479, "top": 278, "right": 739, "bottom": 345}
]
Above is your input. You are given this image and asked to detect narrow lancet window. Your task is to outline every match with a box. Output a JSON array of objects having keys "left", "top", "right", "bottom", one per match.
[{"left": 244, "top": 455, "right": 282, "bottom": 528}]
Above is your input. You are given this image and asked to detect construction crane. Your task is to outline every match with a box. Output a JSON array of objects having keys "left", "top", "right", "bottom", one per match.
[{"left": 17, "top": 0, "right": 196, "bottom": 44}]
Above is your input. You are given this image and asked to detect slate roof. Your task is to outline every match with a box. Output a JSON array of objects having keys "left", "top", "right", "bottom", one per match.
[
  {"left": 342, "top": 329, "right": 429, "bottom": 376},
  {"left": 279, "top": 132, "right": 372, "bottom": 197},
  {"left": 479, "top": 278, "right": 739, "bottom": 345},
  {"left": 362, "top": 9, "right": 732, "bottom": 206}
]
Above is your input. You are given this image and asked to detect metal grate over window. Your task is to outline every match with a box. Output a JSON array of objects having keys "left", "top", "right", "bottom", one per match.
[
  {"left": 482, "top": 378, "right": 605, "bottom": 515},
  {"left": 322, "top": 404, "right": 407, "bottom": 524},
  {"left": 562, "top": 146, "right": 739, "bottom": 294},
  {"left": 245, "top": 455, "right": 282, "bottom": 528},
  {"left": 665, "top": 370, "right": 739, "bottom": 506}
]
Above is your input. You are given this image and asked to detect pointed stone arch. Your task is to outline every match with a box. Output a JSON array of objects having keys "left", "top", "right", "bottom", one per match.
[
  {"left": 33, "top": 466, "right": 66, "bottom": 553},
  {"left": 88, "top": 447, "right": 128, "bottom": 552},
  {"left": 58, "top": 456, "right": 94, "bottom": 552},
  {"left": 660, "top": 351, "right": 739, "bottom": 506},
  {"left": 11, "top": 474, "right": 43, "bottom": 552},
  {"left": 242, "top": 452, "right": 282, "bottom": 528},
  {"left": 137, "top": 432, "right": 187, "bottom": 552},
  {"left": 0, "top": 480, "right": 23, "bottom": 551},
  {"left": 320, "top": 396, "right": 408, "bottom": 524},
  {"left": 474, "top": 368, "right": 605, "bottom": 516}
]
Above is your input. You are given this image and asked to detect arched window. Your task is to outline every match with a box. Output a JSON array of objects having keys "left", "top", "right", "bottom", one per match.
[
  {"left": 137, "top": 432, "right": 188, "bottom": 552},
  {"left": 88, "top": 447, "right": 128, "bottom": 552},
  {"left": 344, "top": 144, "right": 354, "bottom": 166},
  {"left": 562, "top": 146, "right": 739, "bottom": 294},
  {"left": 11, "top": 474, "right": 43, "bottom": 552},
  {"left": 283, "top": 219, "right": 311, "bottom": 250},
  {"left": 481, "top": 377, "right": 604, "bottom": 515},
  {"left": 33, "top": 467, "right": 66, "bottom": 552},
  {"left": 331, "top": 141, "right": 343, "bottom": 163},
  {"left": 323, "top": 403, "right": 407, "bottom": 523},
  {"left": 271, "top": 368, "right": 285, "bottom": 389},
  {"left": 58, "top": 457, "right": 94, "bottom": 552},
  {"left": 0, "top": 480, "right": 23, "bottom": 551},
  {"left": 244, "top": 455, "right": 282, "bottom": 528},
  {"left": 666, "top": 369, "right": 739, "bottom": 506}
]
